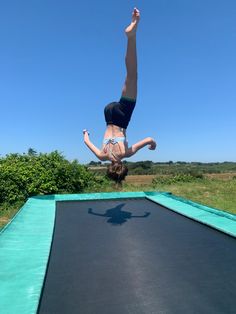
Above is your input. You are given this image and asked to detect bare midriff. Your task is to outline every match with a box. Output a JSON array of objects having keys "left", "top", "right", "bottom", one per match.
[{"left": 102, "top": 124, "right": 128, "bottom": 161}]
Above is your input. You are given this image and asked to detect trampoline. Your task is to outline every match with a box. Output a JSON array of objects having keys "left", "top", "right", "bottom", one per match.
[{"left": 1, "top": 191, "right": 236, "bottom": 314}]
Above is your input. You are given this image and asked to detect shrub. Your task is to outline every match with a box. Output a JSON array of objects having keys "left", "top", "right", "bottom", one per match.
[
  {"left": 152, "top": 173, "right": 203, "bottom": 186},
  {"left": 0, "top": 151, "right": 99, "bottom": 204}
]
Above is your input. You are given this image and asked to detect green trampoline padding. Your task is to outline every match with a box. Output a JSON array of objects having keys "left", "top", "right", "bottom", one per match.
[{"left": 0, "top": 191, "right": 235, "bottom": 314}]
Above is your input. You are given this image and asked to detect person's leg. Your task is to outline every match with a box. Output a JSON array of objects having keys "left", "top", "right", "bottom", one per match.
[{"left": 121, "top": 8, "right": 140, "bottom": 100}]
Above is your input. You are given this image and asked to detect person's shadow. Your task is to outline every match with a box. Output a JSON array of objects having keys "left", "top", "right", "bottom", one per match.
[{"left": 88, "top": 203, "right": 150, "bottom": 225}]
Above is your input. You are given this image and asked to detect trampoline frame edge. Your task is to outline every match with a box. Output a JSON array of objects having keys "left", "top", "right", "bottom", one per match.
[{"left": 0, "top": 191, "right": 236, "bottom": 314}]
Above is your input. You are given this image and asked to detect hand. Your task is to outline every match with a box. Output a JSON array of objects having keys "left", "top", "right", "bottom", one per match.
[
  {"left": 83, "top": 129, "right": 90, "bottom": 143},
  {"left": 148, "top": 139, "right": 157, "bottom": 150},
  {"left": 83, "top": 129, "right": 89, "bottom": 135}
]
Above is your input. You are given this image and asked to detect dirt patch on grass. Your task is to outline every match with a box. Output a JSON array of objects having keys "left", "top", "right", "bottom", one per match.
[
  {"left": 0, "top": 217, "right": 10, "bottom": 229},
  {"left": 0, "top": 217, "right": 9, "bottom": 223},
  {"left": 125, "top": 175, "right": 156, "bottom": 185},
  {"left": 205, "top": 172, "right": 236, "bottom": 180}
]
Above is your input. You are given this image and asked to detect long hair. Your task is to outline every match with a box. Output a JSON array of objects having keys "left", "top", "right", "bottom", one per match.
[{"left": 106, "top": 161, "right": 128, "bottom": 184}]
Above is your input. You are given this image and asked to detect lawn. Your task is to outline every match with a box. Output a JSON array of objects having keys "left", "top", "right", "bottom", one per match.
[
  {"left": 1, "top": 175, "right": 236, "bottom": 230},
  {"left": 123, "top": 175, "right": 236, "bottom": 215},
  {"left": 150, "top": 179, "right": 236, "bottom": 215}
]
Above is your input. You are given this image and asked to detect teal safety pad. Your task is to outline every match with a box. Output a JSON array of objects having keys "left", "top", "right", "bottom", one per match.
[
  {"left": 1, "top": 191, "right": 236, "bottom": 314},
  {"left": 54, "top": 191, "right": 147, "bottom": 201},
  {"left": 146, "top": 193, "right": 236, "bottom": 238},
  {"left": 0, "top": 197, "right": 56, "bottom": 314}
]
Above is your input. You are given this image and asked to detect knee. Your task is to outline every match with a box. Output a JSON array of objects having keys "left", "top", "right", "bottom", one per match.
[{"left": 126, "top": 73, "right": 138, "bottom": 82}]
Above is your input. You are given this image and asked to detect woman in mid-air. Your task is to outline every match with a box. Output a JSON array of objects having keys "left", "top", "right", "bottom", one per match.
[{"left": 83, "top": 8, "right": 157, "bottom": 183}]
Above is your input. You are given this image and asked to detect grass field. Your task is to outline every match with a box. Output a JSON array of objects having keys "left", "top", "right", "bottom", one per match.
[
  {"left": 0, "top": 200, "right": 25, "bottom": 230},
  {"left": 125, "top": 173, "right": 236, "bottom": 215},
  {"left": 1, "top": 173, "right": 236, "bottom": 230},
  {"left": 126, "top": 172, "right": 236, "bottom": 184}
]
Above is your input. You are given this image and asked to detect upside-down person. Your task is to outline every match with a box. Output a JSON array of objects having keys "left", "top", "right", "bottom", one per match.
[{"left": 83, "top": 8, "right": 157, "bottom": 184}]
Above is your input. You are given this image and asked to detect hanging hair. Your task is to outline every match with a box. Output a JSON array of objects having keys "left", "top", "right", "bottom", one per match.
[{"left": 106, "top": 161, "right": 128, "bottom": 184}]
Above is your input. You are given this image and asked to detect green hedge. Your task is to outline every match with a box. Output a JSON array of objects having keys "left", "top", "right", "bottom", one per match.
[{"left": 0, "top": 151, "right": 106, "bottom": 204}]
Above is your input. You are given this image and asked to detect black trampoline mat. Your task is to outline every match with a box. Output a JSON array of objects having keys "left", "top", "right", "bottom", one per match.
[{"left": 38, "top": 198, "right": 236, "bottom": 314}]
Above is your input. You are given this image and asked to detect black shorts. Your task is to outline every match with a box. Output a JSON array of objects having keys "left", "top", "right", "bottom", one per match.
[{"left": 104, "top": 97, "right": 136, "bottom": 129}]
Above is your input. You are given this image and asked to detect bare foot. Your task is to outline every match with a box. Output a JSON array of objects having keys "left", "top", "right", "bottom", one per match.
[{"left": 125, "top": 8, "right": 140, "bottom": 38}]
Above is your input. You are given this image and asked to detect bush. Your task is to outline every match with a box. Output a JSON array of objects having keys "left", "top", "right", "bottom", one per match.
[
  {"left": 0, "top": 151, "right": 100, "bottom": 204},
  {"left": 188, "top": 171, "right": 204, "bottom": 179},
  {"left": 152, "top": 173, "right": 203, "bottom": 186}
]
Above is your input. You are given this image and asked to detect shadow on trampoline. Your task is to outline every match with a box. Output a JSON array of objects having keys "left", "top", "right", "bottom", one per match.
[{"left": 88, "top": 203, "right": 150, "bottom": 225}]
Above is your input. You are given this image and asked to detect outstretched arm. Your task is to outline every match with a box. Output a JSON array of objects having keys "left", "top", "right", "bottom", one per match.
[
  {"left": 131, "top": 211, "right": 151, "bottom": 218},
  {"left": 88, "top": 208, "right": 106, "bottom": 217},
  {"left": 83, "top": 130, "right": 106, "bottom": 161},
  {"left": 126, "top": 137, "right": 157, "bottom": 157}
]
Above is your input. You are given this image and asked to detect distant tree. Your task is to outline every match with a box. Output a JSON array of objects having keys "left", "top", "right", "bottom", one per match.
[
  {"left": 142, "top": 160, "right": 153, "bottom": 169},
  {"left": 28, "top": 148, "right": 37, "bottom": 156},
  {"left": 89, "top": 161, "right": 95, "bottom": 166}
]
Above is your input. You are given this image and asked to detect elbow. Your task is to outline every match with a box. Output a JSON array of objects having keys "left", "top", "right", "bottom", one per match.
[
  {"left": 147, "top": 137, "right": 153, "bottom": 144},
  {"left": 99, "top": 155, "right": 107, "bottom": 161}
]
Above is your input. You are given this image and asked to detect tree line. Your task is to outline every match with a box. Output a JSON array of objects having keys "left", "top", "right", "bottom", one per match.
[{"left": 87, "top": 160, "right": 236, "bottom": 175}]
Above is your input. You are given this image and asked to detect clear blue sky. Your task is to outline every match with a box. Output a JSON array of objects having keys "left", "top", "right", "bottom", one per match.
[{"left": 1, "top": 0, "right": 235, "bottom": 163}]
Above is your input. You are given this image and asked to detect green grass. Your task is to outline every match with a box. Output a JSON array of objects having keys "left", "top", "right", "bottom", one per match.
[
  {"left": 0, "top": 200, "right": 25, "bottom": 230},
  {"left": 1, "top": 177, "right": 236, "bottom": 230},
  {"left": 151, "top": 179, "right": 236, "bottom": 215}
]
